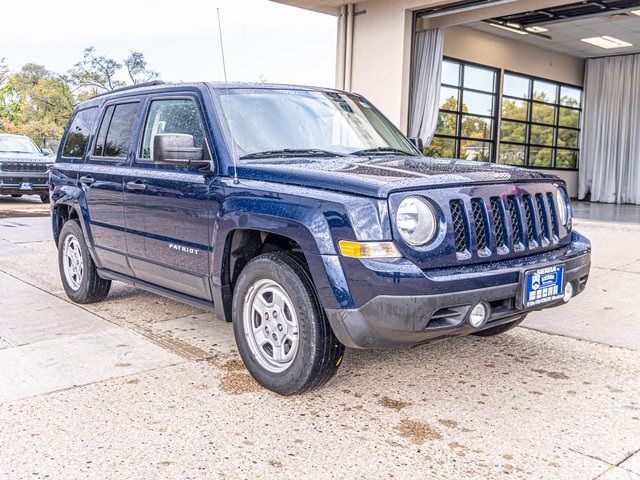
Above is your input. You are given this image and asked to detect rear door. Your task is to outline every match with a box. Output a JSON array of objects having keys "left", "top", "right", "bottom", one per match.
[
  {"left": 123, "top": 94, "right": 215, "bottom": 300},
  {"left": 79, "top": 100, "right": 141, "bottom": 275}
]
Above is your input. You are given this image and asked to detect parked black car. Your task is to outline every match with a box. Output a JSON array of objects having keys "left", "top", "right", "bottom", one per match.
[
  {"left": 0, "top": 133, "right": 54, "bottom": 203},
  {"left": 51, "top": 82, "right": 591, "bottom": 395}
]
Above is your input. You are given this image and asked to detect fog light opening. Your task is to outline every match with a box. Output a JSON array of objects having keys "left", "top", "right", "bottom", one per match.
[
  {"left": 469, "top": 303, "right": 489, "bottom": 328},
  {"left": 563, "top": 282, "right": 574, "bottom": 303}
]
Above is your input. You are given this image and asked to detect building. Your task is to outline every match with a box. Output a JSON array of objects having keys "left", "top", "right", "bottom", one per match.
[{"left": 272, "top": 0, "right": 640, "bottom": 203}]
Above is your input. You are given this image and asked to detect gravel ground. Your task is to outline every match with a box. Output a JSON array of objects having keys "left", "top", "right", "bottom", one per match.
[{"left": 0, "top": 218, "right": 639, "bottom": 479}]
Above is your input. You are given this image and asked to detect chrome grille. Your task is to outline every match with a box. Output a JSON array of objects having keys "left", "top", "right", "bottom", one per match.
[
  {"left": 471, "top": 199, "right": 488, "bottom": 251},
  {"left": 536, "top": 194, "right": 549, "bottom": 243},
  {"left": 522, "top": 195, "right": 536, "bottom": 246},
  {"left": 449, "top": 189, "right": 560, "bottom": 258},
  {"left": 1, "top": 162, "right": 48, "bottom": 173},
  {"left": 490, "top": 197, "right": 506, "bottom": 248},
  {"left": 450, "top": 200, "right": 467, "bottom": 253},
  {"left": 547, "top": 192, "right": 559, "bottom": 238},
  {"left": 506, "top": 196, "right": 521, "bottom": 245}
]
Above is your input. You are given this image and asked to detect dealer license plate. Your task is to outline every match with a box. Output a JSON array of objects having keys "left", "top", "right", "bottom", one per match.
[
  {"left": 19, "top": 182, "right": 33, "bottom": 191},
  {"left": 523, "top": 265, "right": 564, "bottom": 308}
]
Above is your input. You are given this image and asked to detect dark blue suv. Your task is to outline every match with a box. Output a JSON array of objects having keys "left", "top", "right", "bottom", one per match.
[{"left": 51, "top": 81, "right": 591, "bottom": 395}]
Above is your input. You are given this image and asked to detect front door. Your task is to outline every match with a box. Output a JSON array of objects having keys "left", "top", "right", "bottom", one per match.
[
  {"left": 79, "top": 100, "right": 141, "bottom": 276},
  {"left": 123, "top": 95, "right": 215, "bottom": 300}
]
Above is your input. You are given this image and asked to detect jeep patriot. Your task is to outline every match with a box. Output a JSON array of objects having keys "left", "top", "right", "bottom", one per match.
[{"left": 50, "top": 81, "right": 591, "bottom": 395}]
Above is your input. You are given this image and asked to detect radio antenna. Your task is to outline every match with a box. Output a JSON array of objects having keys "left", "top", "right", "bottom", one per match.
[{"left": 217, "top": 8, "right": 239, "bottom": 184}]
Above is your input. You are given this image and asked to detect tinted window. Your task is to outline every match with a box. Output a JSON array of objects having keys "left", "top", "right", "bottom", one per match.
[
  {"left": 62, "top": 108, "right": 98, "bottom": 158},
  {"left": 140, "top": 99, "right": 207, "bottom": 159},
  {"left": 93, "top": 106, "right": 114, "bottom": 157},
  {"left": 93, "top": 103, "right": 139, "bottom": 158}
]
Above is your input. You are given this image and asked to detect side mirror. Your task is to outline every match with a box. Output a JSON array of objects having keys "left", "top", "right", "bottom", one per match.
[
  {"left": 41, "top": 148, "right": 54, "bottom": 156},
  {"left": 408, "top": 137, "right": 424, "bottom": 150},
  {"left": 152, "top": 134, "right": 209, "bottom": 168}
]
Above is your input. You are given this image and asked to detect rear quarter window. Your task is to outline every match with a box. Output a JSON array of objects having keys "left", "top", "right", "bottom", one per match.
[{"left": 61, "top": 107, "right": 98, "bottom": 158}]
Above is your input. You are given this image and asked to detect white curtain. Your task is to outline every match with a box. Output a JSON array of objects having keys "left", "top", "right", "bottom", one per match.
[
  {"left": 408, "top": 28, "right": 444, "bottom": 146},
  {"left": 579, "top": 54, "right": 640, "bottom": 204}
]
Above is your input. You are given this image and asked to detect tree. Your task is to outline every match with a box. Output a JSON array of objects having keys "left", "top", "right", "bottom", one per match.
[
  {"left": 69, "top": 47, "right": 158, "bottom": 96},
  {"left": 124, "top": 51, "right": 158, "bottom": 85},
  {"left": 0, "top": 64, "right": 75, "bottom": 146}
]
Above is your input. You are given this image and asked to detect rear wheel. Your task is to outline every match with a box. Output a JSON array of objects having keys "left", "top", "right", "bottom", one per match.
[
  {"left": 472, "top": 316, "right": 526, "bottom": 337},
  {"left": 10, "top": 194, "right": 22, "bottom": 198},
  {"left": 232, "top": 252, "right": 344, "bottom": 395},
  {"left": 58, "top": 220, "right": 111, "bottom": 304}
]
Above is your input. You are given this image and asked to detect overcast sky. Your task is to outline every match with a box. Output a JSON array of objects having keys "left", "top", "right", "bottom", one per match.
[{"left": 1, "top": 0, "right": 337, "bottom": 87}]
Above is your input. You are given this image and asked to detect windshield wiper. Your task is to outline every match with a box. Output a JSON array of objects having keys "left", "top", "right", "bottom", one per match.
[
  {"left": 350, "top": 147, "right": 413, "bottom": 156},
  {"left": 239, "top": 148, "right": 345, "bottom": 160}
]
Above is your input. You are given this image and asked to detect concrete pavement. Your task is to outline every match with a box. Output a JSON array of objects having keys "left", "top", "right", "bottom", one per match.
[{"left": 0, "top": 213, "right": 639, "bottom": 479}]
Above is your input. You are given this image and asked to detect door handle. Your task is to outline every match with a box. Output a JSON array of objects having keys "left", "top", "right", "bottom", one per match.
[
  {"left": 126, "top": 180, "right": 147, "bottom": 192},
  {"left": 79, "top": 175, "right": 95, "bottom": 186}
]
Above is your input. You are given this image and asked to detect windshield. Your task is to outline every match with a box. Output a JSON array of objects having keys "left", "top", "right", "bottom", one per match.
[
  {"left": 0, "top": 136, "right": 41, "bottom": 154},
  {"left": 216, "top": 89, "right": 417, "bottom": 160}
]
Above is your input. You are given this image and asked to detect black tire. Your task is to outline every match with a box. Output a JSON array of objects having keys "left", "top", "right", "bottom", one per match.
[
  {"left": 232, "top": 252, "right": 345, "bottom": 395},
  {"left": 40, "top": 193, "right": 50, "bottom": 203},
  {"left": 11, "top": 194, "right": 22, "bottom": 198},
  {"left": 58, "top": 220, "right": 111, "bottom": 304},
  {"left": 472, "top": 316, "right": 526, "bottom": 337}
]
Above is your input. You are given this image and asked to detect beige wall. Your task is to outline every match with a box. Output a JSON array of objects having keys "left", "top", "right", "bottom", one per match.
[{"left": 443, "top": 26, "right": 585, "bottom": 86}]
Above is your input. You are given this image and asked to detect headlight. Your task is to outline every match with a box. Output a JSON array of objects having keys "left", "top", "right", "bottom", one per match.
[
  {"left": 396, "top": 196, "right": 437, "bottom": 246},
  {"left": 556, "top": 188, "right": 569, "bottom": 226}
]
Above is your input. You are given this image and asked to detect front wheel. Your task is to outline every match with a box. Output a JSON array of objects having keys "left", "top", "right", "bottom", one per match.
[
  {"left": 232, "top": 252, "right": 344, "bottom": 395},
  {"left": 58, "top": 220, "right": 111, "bottom": 303}
]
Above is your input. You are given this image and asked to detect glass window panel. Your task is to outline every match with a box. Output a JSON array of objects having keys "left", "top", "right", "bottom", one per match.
[
  {"left": 461, "top": 90, "right": 493, "bottom": 116},
  {"left": 498, "top": 143, "right": 526, "bottom": 166},
  {"left": 140, "top": 99, "right": 207, "bottom": 159},
  {"left": 503, "top": 74, "right": 530, "bottom": 99},
  {"left": 533, "top": 80, "right": 558, "bottom": 104},
  {"left": 559, "top": 107, "right": 580, "bottom": 128},
  {"left": 530, "top": 125, "right": 554, "bottom": 146},
  {"left": 440, "top": 86, "right": 459, "bottom": 111},
  {"left": 500, "top": 121, "right": 526, "bottom": 143},
  {"left": 442, "top": 60, "right": 460, "bottom": 86},
  {"left": 560, "top": 86, "right": 581, "bottom": 108},
  {"left": 101, "top": 103, "right": 139, "bottom": 157},
  {"left": 557, "top": 128, "right": 579, "bottom": 148},
  {"left": 530, "top": 147, "right": 553, "bottom": 167},
  {"left": 424, "top": 136, "right": 456, "bottom": 158},
  {"left": 461, "top": 115, "right": 492, "bottom": 140},
  {"left": 531, "top": 103, "right": 556, "bottom": 125},
  {"left": 460, "top": 140, "right": 491, "bottom": 162},
  {"left": 435, "top": 112, "right": 458, "bottom": 136},
  {"left": 463, "top": 65, "right": 495, "bottom": 92},
  {"left": 93, "top": 106, "right": 114, "bottom": 157},
  {"left": 501, "top": 98, "right": 528, "bottom": 121},
  {"left": 556, "top": 149, "right": 578, "bottom": 169},
  {"left": 62, "top": 108, "right": 98, "bottom": 158}
]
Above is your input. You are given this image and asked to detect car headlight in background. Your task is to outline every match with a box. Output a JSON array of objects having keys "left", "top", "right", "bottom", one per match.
[
  {"left": 556, "top": 187, "right": 570, "bottom": 227},
  {"left": 396, "top": 196, "right": 438, "bottom": 246}
]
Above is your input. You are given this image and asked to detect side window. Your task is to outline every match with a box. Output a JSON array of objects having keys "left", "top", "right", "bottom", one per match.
[
  {"left": 92, "top": 102, "right": 139, "bottom": 159},
  {"left": 62, "top": 107, "right": 98, "bottom": 158},
  {"left": 140, "top": 99, "right": 209, "bottom": 160}
]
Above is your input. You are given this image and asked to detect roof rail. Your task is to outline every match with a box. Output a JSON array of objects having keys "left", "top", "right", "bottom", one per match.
[{"left": 91, "top": 80, "right": 166, "bottom": 99}]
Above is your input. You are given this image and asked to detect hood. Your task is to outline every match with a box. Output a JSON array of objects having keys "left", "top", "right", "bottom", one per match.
[
  {"left": 234, "top": 155, "right": 559, "bottom": 198},
  {"left": 0, "top": 152, "right": 52, "bottom": 163}
]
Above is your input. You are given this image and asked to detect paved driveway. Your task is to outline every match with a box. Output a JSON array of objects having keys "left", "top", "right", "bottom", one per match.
[{"left": 0, "top": 215, "right": 638, "bottom": 480}]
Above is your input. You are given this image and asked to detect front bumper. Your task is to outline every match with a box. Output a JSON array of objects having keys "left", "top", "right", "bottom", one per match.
[
  {"left": 0, "top": 172, "right": 49, "bottom": 195},
  {"left": 325, "top": 232, "right": 591, "bottom": 349}
]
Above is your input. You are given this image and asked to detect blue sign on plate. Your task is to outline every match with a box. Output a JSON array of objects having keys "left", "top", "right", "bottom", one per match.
[
  {"left": 19, "top": 182, "right": 33, "bottom": 191},
  {"left": 524, "top": 265, "right": 564, "bottom": 308}
]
